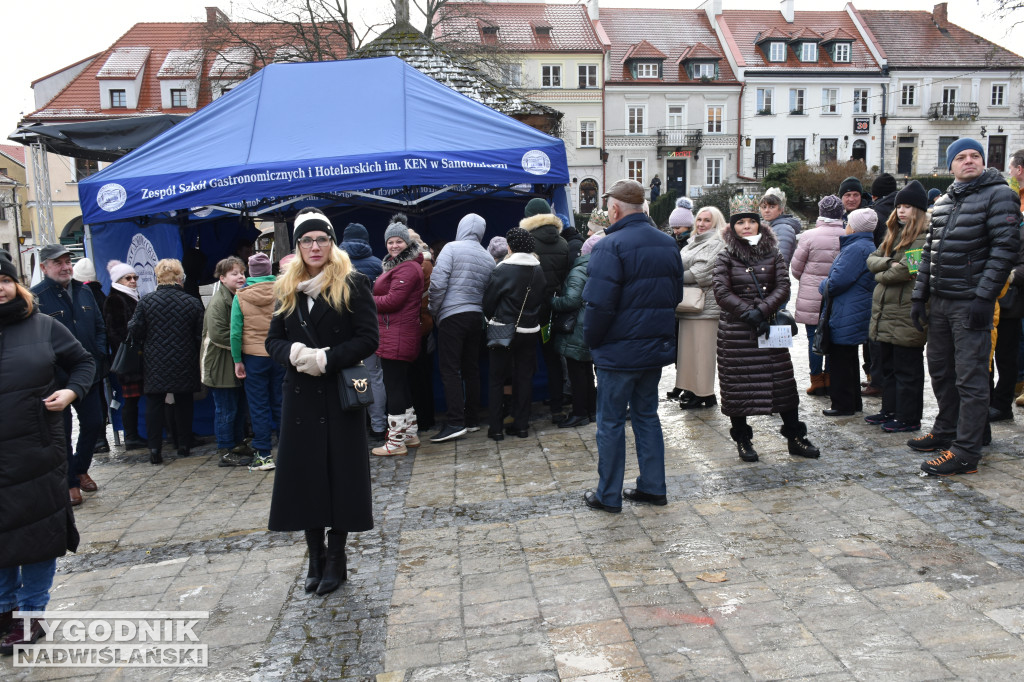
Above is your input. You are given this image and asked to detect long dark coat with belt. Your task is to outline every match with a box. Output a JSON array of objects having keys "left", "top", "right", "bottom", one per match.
[
  {"left": 265, "top": 271, "right": 379, "bottom": 532},
  {"left": 127, "top": 283, "right": 204, "bottom": 394},
  {"left": 713, "top": 223, "right": 799, "bottom": 417},
  {"left": 0, "top": 308, "right": 93, "bottom": 569}
]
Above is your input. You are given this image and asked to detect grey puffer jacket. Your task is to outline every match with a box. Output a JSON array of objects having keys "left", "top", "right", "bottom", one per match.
[
  {"left": 678, "top": 228, "right": 725, "bottom": 321},
  {"left": 428, "top": 214, "right": 496, "bottom": 323},
  {"left": 769, "top": 214, "right": 801, "bottom": 266},
  {"left": 913, "top": 168, "right": 1021, "bottom": 303}
]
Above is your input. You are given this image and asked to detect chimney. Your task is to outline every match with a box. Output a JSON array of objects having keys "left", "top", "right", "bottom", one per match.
[
  {"left": 394, "top": 0, "right": 410, "bottom": 25},
  {"left": 933, "top": 2, "right": 948, "bottom": 25},
  {"left": 206, "top": 6, "right": 229, "bottom": 25},
  {"left": 587, "top": 0, "right": 599, "bottom": 22},
  {"left": 780, "top": 0, "right": 794, "bottom": 23},
  {"left": 699, "top": 0, "right": 722, "bottom": 19}
]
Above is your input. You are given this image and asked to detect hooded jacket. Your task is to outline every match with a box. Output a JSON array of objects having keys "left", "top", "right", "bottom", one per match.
[
  {"left": 428, "top": 214, "right": 495, "bottom": 323},
  {"left": 551, "top": 253, "right": 592, "bottom": 362},
  {"left": 373, "top": 243, "right": 424, "bottom": 362},
  {"left": 819, "top": 231, "right": 876, "bottom": 345},
  {"left": 790, "top": 217, "right": 845, "bottom": 325},
  {"left": 768, "top": 214, "right": 801, "bottom": 266},
  {"left": 339, "top": 239, "right": 383, "bottom": 284},
  {"left": 201, "top": 282, "right": 239, "bottom": 388},
  {"left": 482, "top": 252, "right": 547, "bottom": 332},
  {"left": 520, "top": 212, "right": 569, "bottom": 322},
  {"left": 231, "top": 275, "right": 276, "bottom": 361},
  {"left": 867, "top": 228, "right": 928, "bottom": 347},
  {"left": 913, "top": 168, "right": 1022, "bottom": 303}
]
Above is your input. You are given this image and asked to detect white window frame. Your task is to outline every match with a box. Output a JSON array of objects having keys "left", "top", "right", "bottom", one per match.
[
  {"left": 833, "top": 43, "right": 850, "bottom": 62},
  {"left": 627, "top": 158, "right": 645, "bottom": 186},
  {"left": 666, "top": 104, "right": 686, "bottom": 129},
  {"left": 635, "top": 62, "right": 659, "bottom": 79},
  {"left": 578, "top": 64, "right": 598, "bottom": 89},
  {"left": 627, "top": 104, "right": 646, "bottom": 135},
  {"left": 756, "top": 87, "right": 774, "bottom": 114},
  {"left": 706, "top": 104, "right": 724, "bottom": 133},
  {"left": 789, "top": 88, "right": 806, "bottom": 114},
  {"left": 705, "top": 158, "right": 723, "bottom": 186},
  {"left": 692, "top": 63, "right": 716, "bottom": 79},
  {"left": 853, "top": 88, "right": 869, "bottom": 114},
  {"left": 499, "top": 62, "right": 522, "bottom": 87},
  {"left": 900, "top": 83, "right": 917, "bottom": 106},
  {"left": 578, "top": 119, "right": 598, "bottom": 148},
  {"left": 991, "top": 82, "right": 1008, "bottom": 107},
  {"left": 822, "top": 88, "right": 839, "bottom": 114},
  {"left": 768, "top": 42, "right": 786, "bottom": 62},
  {"left": 800, "top": 42, "right": 817, "bottom": 62},
  {"left": 541, "top": 64, "right": 562, "bottom": 88}
]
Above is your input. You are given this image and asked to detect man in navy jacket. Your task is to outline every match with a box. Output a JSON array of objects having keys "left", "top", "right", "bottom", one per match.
[
  {"left": 582, "top": 179, "right": 684, "bottom": 513},
  {"left": 31, "top": 244, "right": 107, "bottom": 506}
]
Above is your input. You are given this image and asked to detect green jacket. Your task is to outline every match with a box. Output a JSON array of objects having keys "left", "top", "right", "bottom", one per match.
[
  {"left": 231, "top": 275, "right": 276, "bottom": 362},
  {"left": 201, "top": 283, "right": 239, "bottom": 388},
  {"left": 550, "top": 253, "right": 591, "bottom": 362},
  {"left": 866, "top": 228, "right": 928, "bottom": 347}
]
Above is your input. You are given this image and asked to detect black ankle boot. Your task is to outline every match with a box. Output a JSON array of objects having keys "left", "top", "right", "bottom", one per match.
[
  {"left": 780, "top": 420, "right": 820, "bottom": 458},
  {"left": 730, "top": 425, "right": 758, "bottom": 462},
  {"left": 304, "top": 529, "right": 326, "bottom": 593},
  {"left": 316, "top": 530, "right": 348, "bottom": 595},
  {"left": 149, "top": 448, "right": 163, "bottom": 464},
  {"left": 680, "top": 394, "right": 717, "bottom": 409}
]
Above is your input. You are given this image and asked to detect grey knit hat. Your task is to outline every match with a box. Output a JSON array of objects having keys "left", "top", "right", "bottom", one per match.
[{"left": 383, "top": 214, "right": 411, "bottom": 246}]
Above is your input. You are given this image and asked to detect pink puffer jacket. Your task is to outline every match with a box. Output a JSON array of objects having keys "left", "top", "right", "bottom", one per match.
[{"left": 790, "top": 218, "right": 845, "bottom": 325}]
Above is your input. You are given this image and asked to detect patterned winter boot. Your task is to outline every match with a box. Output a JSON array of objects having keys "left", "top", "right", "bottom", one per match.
[
  {"left": 372, "top": 414, "right": 408, "bottom": 456},
  {"left": 404, "top": 407, "right": 421, "bottom": 448}
]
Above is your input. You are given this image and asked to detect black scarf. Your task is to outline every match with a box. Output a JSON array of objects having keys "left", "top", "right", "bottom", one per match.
[{"left": 0, "top": 296, "right": 29, "bottom": 326}]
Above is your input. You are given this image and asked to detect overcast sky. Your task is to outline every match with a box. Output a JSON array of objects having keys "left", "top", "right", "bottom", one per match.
[{"left": 4, "top": 0, "right": 1021, "bottom": 142}]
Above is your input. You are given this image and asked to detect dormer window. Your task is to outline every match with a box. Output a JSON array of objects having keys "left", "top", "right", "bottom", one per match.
[
  {"left": 532, "top": 22, "right": 552, "bottom": 37},
  {"left": 690, "top": 62, "right": 717, "bottom": 80},
  {"left": 799, "top": 42, "right": 817, "bottom": 62},
  {"left": 110, "top": 90, "right": 127, "bottom": 108},
  {"left": 832, "top": 43, "right": 851, "bottom": 62},
  {"left": 635, "top": 62, "right": 660, "bottom": 79},
  {"left": 768, "top": 42, "right": 786, "bottom": 62},
  {"left": 482, "top": 26, "right": 498, "bottom": 36}
]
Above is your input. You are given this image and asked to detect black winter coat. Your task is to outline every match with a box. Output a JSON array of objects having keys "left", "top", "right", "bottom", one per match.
[
  {"left": 103, "top": 288, "right": 142, "bottom": 384},
  {"left": 482, "top": 253, "right": 547, "bottom": 331},
  {"left": 31, "top": 277, "right": 107, "bottom": 387},
  {"left": 871, "top": 192, "right": 897, "bottom": 247},
  {"left": 913, "top": 168, "right": 1022, "bottom": 303},
  {"left": 713, "top": 225, "right": 799, "bottom": 417},
  {"left": 520, "top": 213, "right": 569, "bottom": 322},
  {"left": 562, "top": 226, "right": 585, "bottom": 265},
  {"left": 128, "top": 284, "right": 204, "bottom": 394},
  {"left": 0, "top": 309, "right": 93, "bottom": 569},
  {"left": 265, "top": 273, "right": 379, "bottom": 532}
]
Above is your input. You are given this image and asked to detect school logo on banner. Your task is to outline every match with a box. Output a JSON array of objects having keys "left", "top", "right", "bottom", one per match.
[
  {"left": 126, "top": 234, "right": 159, "bottom": 296},
  {"left": 522, "top": 150, "right": 551, "bottom": 176},
  {"left": 97, "top": 184, "right": 128, "bottom": 212}
]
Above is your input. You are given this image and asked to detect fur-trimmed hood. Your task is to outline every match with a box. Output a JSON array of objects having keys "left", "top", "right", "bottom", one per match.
[
  {"left": 519, "top": 213, "right": 564, "bottom": 239},
  {"left": 381, "top": 241, "right": 422, "bottom": 272},
  {"left": 721, "top": 222, "right": 779, "bottom": 264}
]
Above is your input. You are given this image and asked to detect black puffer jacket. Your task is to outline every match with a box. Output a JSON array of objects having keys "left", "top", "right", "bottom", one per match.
[
  {"left": 482, "top": 252, "right": 547, "bottom": 332},
  {"left": 520, "top": 213, "right": 569, "bottom": 322},
  {"left": 128, "top": 283, "right": 204, "bottom": 394},
  {"left": 871, "top": 191, "right": 897, "bottom": 247},
  {"left": 913, "top": 168, "right": 1022, "bottom": 303},
  {"left": 0, "top": 309, "right": 93, "bottom": 569},
  {"left": 712, "top": 225, "right": 799, "bottom": 417}
]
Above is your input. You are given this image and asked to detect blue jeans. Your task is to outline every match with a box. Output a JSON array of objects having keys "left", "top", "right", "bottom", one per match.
[
  {"left": 805, "top": 324, "right": 823, "bottom": 375},
  {"left": 210, "top": 387, "right": 246, "bottom": 449},
  {"left": 0, "top": 559, "right": 57, "bottom": 612},
  {"left": 62, "top": 381, "right": 103, "bottom": 489},
  {"left": 242, "top": 355, "right": 284, "bottom": 452},
  {"left": 363, "top": 352, "right": 387, "bottom": 433},
  {"left": 594, "top": 368, "right": 666, "bottom": 506}
]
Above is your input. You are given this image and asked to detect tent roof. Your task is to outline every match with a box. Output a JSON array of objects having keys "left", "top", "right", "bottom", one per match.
[
  {"left": 79, "top": 57, "right": 568, "bottom": 224},
  {"left": 9, "top": 115, "right": 188, "bottom": 162}
]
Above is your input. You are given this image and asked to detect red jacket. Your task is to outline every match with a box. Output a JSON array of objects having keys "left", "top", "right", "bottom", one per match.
[{"left": 373, "top": 251, "right": 424, "bottom": 362}]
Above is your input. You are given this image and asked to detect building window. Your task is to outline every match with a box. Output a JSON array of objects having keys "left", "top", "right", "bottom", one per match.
[
  {"left": 667, "top": 105, "right": 685, "bottom": 129},
  {"left": 578, "top": 64, "right": 598, "bottom": 89},
  {"left": 799, "top": 42, "right": 817, "bottom": 62},
  {"left": 627, "top": 105, "right": 645, "bottom": 135},
  {"left": 170, "top": 88, "right": 188, "bottom": 108},
  {"left": 756, "top": 88, "right": 773, "bottom": 114},
  {"left": 499, "top": 63, "right": 522, "bottom": 87},
  {"left": 74, "top": 158, "right": 100, "bottom": 182},
  {"left": 110, "top": 89, "right": 127, "bottom": 108},
  {"left": 938, "top": 136, "right": 959, "bottom": 164},
  {"left": 789, "top": 89, "right": 805, "bottom": 114},
  {"left": 691, "top": 63, "right": 716, "bottom": 79},
  {"left": 627, "top": 159, "right": 645, "bottom": 186},
  {"left": 706, "top": 105, "right": 723, "bottom": 133},
  {"left": 541, "top": 65, "right": 561, "bottom": 88},
  {"left": 941, "top": 87, "right": 957, "bottom": 117},
  {"left": 706, "top": 158, "right": 723, "bottom": 186},
  {"left": 787, "top": 138, "right": 806, "bottom": 162},
  {"left": 635, "top": 62, "right": 659, "bottom": 79},
  {"left": 853, "top": 89, "right": 869, "bottom": 114},
  {"left": 768, "top": 42, "right": 786, "bottom": 62},
  {"left": 579, "top": 120, "right": 596, "bottom": 147},
  {"left": 901, "top": 84, "right": 917, "bottom": 106},
  {"left": 822, "top": 88, "right": 839, "bottom": 114},
  {"left": 992, "top": 84, "right": 1006, "bottom": 107},
  {"left": 832, "top": 43, "right": 851, "bottom": 62},
  {"left": 820, "top": 138, "right": 838, "bottom": 164}
]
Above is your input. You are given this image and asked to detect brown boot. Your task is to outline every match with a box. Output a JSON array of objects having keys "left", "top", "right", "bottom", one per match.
[
  {"left": 806, "top": 373, "right": 827, "bottom": 396},
  {"left": 78, "top": 473, "right": 98, "bottom": 492},
  {"left": 0, "top": 618, "right": 46, "bottom": 655},
  {"left": 69, "top": 487, "right": 83, "bottom": 506}
]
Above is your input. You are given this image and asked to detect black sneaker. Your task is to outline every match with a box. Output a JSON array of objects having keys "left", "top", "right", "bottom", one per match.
[
  {"left": 907, "top": 432, "right": 951, "bottom": 452},
  {"left": 921, "top": 450, "right": 978, "bottom": 476},
  {"left": 219, "top": 451, "right": 253, "bottom": 467},
  {"left": 430, "top": 424, "right": 468, "bottom": 443},
  {"left": 865, "top": 412, "right": 893, "bottom": 425}
]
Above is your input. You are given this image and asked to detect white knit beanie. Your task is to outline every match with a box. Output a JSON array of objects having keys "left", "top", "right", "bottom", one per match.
[
  {"left": 73, "top": 257, "right": 96, "bottom": 282},
  {"left": 107, "top": 259, "right": 136, "bottom": 283}
]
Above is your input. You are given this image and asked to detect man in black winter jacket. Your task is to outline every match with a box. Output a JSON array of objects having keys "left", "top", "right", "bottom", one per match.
[{"left": 911, "top": 139, "right": 1022, "bottom": 476}]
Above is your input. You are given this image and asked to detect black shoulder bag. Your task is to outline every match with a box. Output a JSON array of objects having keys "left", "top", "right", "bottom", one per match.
[
  {"left": 746, "top": 267, "right": 798, "bottom": 335},
  {"left": 812, "top": 288, "right": 832, "bottom": 356},
  {"left": 295, "top": 298, "right": 373, "bottom": 411},
  {"left": 111, "top": 331, "right": 143, "bottom": 376},
  {"left": 487, "top": 286, "right": 531, "bottom": 350}
]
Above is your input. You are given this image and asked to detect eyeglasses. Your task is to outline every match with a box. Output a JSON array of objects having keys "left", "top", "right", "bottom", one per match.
[
  {"left": 122, "top": 275, "right": 138, "bottom": 281},
  {"left": 298, "top": 236, "right": 332, "bottom": 249}
]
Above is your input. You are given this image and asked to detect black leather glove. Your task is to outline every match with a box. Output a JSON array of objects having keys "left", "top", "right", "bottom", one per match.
[
  {"left": 966, "top": 297, "right": 995, "bottom": 331},
  {"left": 739, "top": 308, "right": 764, "bottom": 330},
  {"left": 910, "top": 301, "right": 927, "bottom": 332},
  {"left": 755, "top": 319, "right": 771, "bottom": 337}
]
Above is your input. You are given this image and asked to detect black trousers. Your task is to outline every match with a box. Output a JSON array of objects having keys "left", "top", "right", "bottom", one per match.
[
  {"left": 437, "top": 312, "right": 483, "bottom": 427},
  {"left": 991, "top": 314, "right": 1022, "bottom": 412},
  {"left": 380, "top": 358, "right": 413, "bottom": 415},
  {"left": 539, "top": 338, "right": 565, "bottom": 413},
  {"left": 122, "top": 396, "right": 140, "bottom": 440},
  {"left": 867, "top": 339, "right": 883, "bottom": 388},
  {"left": 410, "top": 337, "right": 435, "bottom": 429},
  {"left": 145, "top": 392, "right": 194, "bottom": 451},
  {"left": 488, "top": 333, "right": 537, "bottom": 434},
  {"left": 565, "top": 358, "right": 596, "bottom": 418},
  {"left": 828, "top": 343, "right": 863, "bottom": 413},
  {"left": 879, "top": 342, "right": 925, "bottom": 424}
]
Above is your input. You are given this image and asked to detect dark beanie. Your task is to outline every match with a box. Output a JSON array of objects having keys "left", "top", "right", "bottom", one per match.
[
  {"left": 945, "top": 137, "right": 985, "bottom": 170},
  {"left": 524, "top": 198, "right": 552, "bottom": 217},
  {"left": 248, "top": 253, "right": 272, "bottom": 277},
  {"left": 895, "top": 180, "right": 929, "bottom": 213},
  {"left": 838, "top": 176, "right": 864, "bottom": 197},
  {"left": 0, "top": 249, "right": 17, "bottom": 281},
  {"left": 871, "top": 173, "right": 898, "bottom": 198},
  {"left": 928, "top": 188, "right": 941, "bottom": 205},
  {"left": 294, "top": 208, "right": 336, "bottom": 243},
  {"left": 343, "top": 222, "right": 370, "bottom": 244},
  {"left": 506, "top": 227, "right": 535, "bottom": 254},
  {"left": 818, "top": 195, "right": 844, "bottom": 220}
]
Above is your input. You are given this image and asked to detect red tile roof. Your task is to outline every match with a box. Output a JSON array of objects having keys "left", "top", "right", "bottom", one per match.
[
  {"left": 622, "top": 40, "right": 666, "bottom": 63},
  {"left": 819, "top": 27, "right": 857, "bottom": 43},
  {"left": 0, "top": 144, "right": 27, "bottom": 167},
  {"left": 600, "top": 8, "right": 738, "bottom": 84},
  {"left": 719, "top": 10, "right": 880, "bottom": 72},
  {"left": 860, "top": 10, "right": 1024, "bottom": 68},
  {"left": 677, "top": 43, "right": 724, "bottom": 64},
  {"left": 435, "top": 3, "right": 602, "bottom": 52}
]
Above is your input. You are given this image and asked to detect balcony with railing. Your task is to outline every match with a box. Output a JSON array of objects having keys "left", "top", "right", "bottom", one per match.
[
  {"left": 754, "top": 151, "right": 775, "bottom": 180},
  {"left": 657, "top": 128, "right": 703, "bottom": 149},
  {"left": 927, "top": 102, "right": 980, "bottom": 121}
]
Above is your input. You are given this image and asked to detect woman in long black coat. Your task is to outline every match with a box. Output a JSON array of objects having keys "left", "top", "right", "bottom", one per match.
[
  {"left": 0, "top": 263, "right": 93, "bottom": 651},
  {"left": 265, "top": 208, "right": 379, "bottom": 596},
  {"left": 103, "top": 260, "right": 145, "bottom": 449},
  {"left": 713, "top": 195, "right": 819, "bottom": 463}
]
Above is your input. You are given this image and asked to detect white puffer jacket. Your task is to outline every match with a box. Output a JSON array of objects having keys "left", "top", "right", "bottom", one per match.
[{"left": 428, "top": 213, "right": 496, "bottom": 323}]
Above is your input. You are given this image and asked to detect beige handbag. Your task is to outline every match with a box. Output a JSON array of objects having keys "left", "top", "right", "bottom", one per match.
[{"left": 676, "top": 286, "right": 705, "bottom": 315}]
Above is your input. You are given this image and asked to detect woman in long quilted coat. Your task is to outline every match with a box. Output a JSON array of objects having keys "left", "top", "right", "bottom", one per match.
[{"left": 713, "top": 195, "right": 820, "bottom": 463}]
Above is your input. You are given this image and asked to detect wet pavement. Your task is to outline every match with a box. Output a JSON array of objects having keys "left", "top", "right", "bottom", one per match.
[{"left": 4, "top": 345, "right": 1024, "bottom": 681}]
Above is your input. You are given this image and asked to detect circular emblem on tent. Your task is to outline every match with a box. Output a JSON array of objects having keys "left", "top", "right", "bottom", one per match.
[
  {"left": 522, "top": 150, "right": 551, "bottom": 176},
  {"left": 126, "top": 234, "right": 159, "bottom": 296},
  {"left": 97, "top": 183, "right": 127, "bottom": 212}
]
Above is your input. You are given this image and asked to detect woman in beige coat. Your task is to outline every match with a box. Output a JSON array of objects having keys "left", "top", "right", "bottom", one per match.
[{"left": 675, "top": 206, "right": 727, "bottom": 408}]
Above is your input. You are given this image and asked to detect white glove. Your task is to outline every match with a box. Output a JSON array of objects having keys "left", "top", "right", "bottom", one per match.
[
  {"left": 315, "top": 348, "right": 328, "bottom": 374},
  {"left": 289, "top": 342, "right": 309, "bottom": 367},
  {"left": 295, "top": 347, "right": 323, "bottom": 376}
]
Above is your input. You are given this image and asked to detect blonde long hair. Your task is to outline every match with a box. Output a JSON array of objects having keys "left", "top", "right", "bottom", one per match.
[
  {"left": 274, "top": 243, "right": 355, "bottom": 317},
  {"left": 880, "top": 206, "right": 928, "bottom": 257}
]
